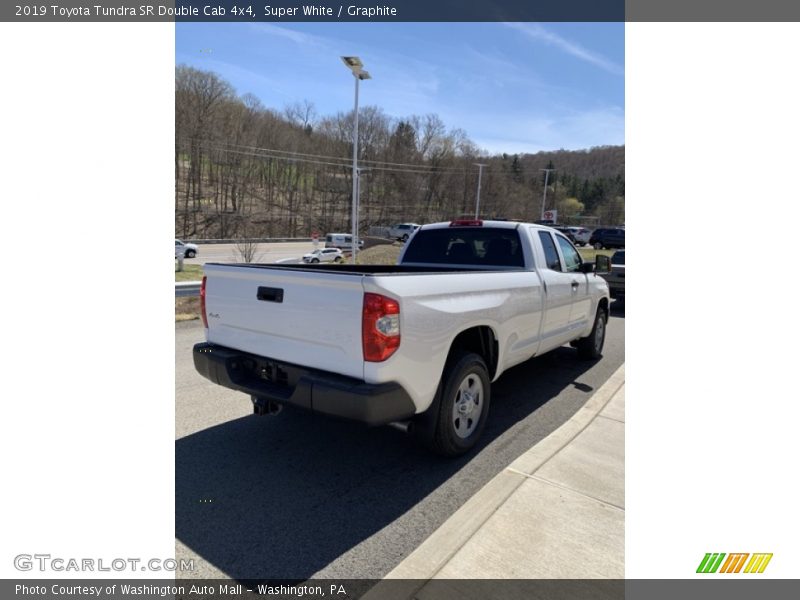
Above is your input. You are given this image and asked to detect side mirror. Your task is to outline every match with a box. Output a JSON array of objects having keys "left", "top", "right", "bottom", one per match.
[
  {"left": 595, "top": 254, "right": 612, "bottom": 274},
  {"left": 579, "top": 262, "right": 594, "bottom": 274}
]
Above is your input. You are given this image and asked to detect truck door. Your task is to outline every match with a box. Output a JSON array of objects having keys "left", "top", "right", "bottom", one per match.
[
  {"left": 554, "top": 233, "right": 592, "bottom": 332},
  {"left": 533, "top": 229, "right": 577, "bottom": 350}
]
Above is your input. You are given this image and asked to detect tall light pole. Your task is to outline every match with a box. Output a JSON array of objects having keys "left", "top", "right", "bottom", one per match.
[
  {"left": 356, "top": 167, "right": 370, "bottom": 238},
  {"left": 540, "top": 168, "right": 556, "bottom": 221},
  {"left": 474, "top": 163, "right": 487, "bottom": 219},
  {"left": 341, "top": 56, "right": 371, "bottom": 262}
]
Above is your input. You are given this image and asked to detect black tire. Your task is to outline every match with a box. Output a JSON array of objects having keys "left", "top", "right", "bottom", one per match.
[
  {"left": 185, "top": 250, "right": 196, "bottom": 258},
  {"left": 334, "top": 256, "right": 342, "bottom": 263},
  {"left": 593, "top": 242, "right": 603, "bottom": 250},
  {"left": 426, "top": 352, "right": 491, "bottom": 457},
  {"left": 311, "top": 258, "right": 320, "bottom": 263},
  {"left": 401, "top": 234, "right": 409, "bottom": 242},
  {"left": 576, "top": 307, "right": 607, "bottom": 360}
]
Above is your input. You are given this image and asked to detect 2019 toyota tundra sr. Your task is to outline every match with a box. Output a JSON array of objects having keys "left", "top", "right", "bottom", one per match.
[{"left": 194, "top": 220, "right": 611, "bottom": 456}]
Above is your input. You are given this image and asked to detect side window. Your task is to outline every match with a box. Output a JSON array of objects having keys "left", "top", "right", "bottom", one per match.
[
  {"left": 556, "top": 235, "right": 582, "bottom": 272},
  {"left": 537, "top": 231, "right": 562, "bottom": 271}
]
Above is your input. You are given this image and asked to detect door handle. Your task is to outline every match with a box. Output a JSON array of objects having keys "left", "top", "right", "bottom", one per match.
[
  {"left": 257, "top": 287, "right": 284, "bottom": 303},
  {"left": 571, "top": 281, "right": 580, "bottom": 291}
]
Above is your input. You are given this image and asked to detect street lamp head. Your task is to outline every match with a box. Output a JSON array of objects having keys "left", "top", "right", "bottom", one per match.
[
  {"left": 342, "top": 56, "right": 363, "bottom": 69},
  {"left": 342, "top": 56, "right": 372, "bottom": 80}
]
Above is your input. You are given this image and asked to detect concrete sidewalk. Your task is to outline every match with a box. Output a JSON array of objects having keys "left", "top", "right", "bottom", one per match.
[{"left": 368, "top": 364, "right": 625, "bottom": 596}]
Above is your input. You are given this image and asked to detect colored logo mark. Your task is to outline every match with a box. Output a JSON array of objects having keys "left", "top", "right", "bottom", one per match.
[{"left": 697, "top": 553, "right": 773, "bottom": 573}]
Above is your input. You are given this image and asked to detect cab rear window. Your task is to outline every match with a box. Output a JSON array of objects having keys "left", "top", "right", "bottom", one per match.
[{"left": 402, "top": 228, "right": 524, "bottom": 267}]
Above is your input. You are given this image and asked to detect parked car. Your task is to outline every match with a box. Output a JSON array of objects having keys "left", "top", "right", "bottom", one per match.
[
  {"left": 388, "top": 223, "right": 420, "bottom": 241},
  {"left": 175, "top": 239, "right": 198, "bottom": 258},
  {"left": 566, "top": 226, "right": 592, "bottom": 246},
  {"left": 600, "top": 250, "right": 625, "bottom": 301},
  {"left": 324, "top": 233, "right": 364, "bottom": 251},
  {"left": 194, "top": 219, "right": 612, "bottom": 456},
  {"left": 589, "top": 228, "right": 625, "bottom": 249},
  {"left": 302, "top": 248, "right": 343, "bottom": 264},
  {"left": 554, "top": 227, "right": 577, "bottom": 243}
]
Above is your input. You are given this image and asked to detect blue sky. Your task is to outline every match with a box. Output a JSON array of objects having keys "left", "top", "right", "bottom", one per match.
[{"left": 176, "top": 22, "right": 624, "bottom": 154}]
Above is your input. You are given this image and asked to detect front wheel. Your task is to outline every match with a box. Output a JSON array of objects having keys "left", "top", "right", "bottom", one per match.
[
  {"left": 311, "top": 258, "right": 320, "bottom": 263},
  {"left": 185, "top": 250, "right": 196, "bottom": 258},
  {"left": 576, "top": 308, "right": 607, "bottom": 360},
  {"left": 593, "top": 242, "right": 603, "bottom": 250},
  {"left": 427, "top": 352, "right": 491, "bottom": 457}
]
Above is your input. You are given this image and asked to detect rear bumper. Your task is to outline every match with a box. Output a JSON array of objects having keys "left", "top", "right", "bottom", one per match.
[{"left": 193, "top": 342, "right": 417, "bottom": 425}]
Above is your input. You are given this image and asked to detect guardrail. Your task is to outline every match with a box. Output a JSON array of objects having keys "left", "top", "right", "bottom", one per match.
[{"left": 176, "top": 281, "right": 201, "bottom": 297}]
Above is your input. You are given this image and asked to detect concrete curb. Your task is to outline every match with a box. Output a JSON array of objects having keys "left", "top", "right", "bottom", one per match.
[{"left": 367, "top": 363, "right": 625, "bottom": 596}]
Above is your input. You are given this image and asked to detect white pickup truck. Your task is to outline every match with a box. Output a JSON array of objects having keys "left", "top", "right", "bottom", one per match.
[{"left": 194, "top": 220, "right": 612, "bottom": 456}]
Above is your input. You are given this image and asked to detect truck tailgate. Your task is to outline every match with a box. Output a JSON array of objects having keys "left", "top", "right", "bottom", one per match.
[{"left": 203, "top": 264, "right": 365, "bottom": 379}]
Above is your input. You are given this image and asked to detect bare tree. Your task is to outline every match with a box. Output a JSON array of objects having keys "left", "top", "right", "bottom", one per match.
[{"left": 175, "top": 65, "right": 624, "bottom": 240}]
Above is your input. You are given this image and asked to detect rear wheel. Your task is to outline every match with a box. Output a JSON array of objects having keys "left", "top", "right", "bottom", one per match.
[
  {"left": 401, "top": 234, "right": 409, "bottom": 242},
  {"left": 334, "top": 256, "right": 342, "bottom": 263},
  {"left": 186, "top": 250, "right": 196, "bottom": 258},
  {"left": 576, "top": 308, "right": 607, "bottom": 360},
  {"left": 593, "top": 242, "right": 603, "bottom": 250},
  {"left": 427, "top": 352, "right": 491, "bottom": 457}
]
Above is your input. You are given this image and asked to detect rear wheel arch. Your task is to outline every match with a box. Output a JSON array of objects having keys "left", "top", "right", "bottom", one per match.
[
  {"left": 443, "top": 325, "right": 499, "bottom": 382},
  {"left": 413, "top": 325, "right": 499, "bottom": 444}
]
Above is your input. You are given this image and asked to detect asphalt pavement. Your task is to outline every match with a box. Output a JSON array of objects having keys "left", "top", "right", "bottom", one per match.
[{"left": 175, "top": 301, "right": 625, "bottom": 581}]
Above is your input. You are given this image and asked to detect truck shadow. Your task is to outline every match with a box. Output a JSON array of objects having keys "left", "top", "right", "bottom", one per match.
[{"left": 176, "top": 319, "right": 623, "bottom": 582}]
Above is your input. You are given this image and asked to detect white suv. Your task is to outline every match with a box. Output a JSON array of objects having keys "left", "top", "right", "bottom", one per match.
[
  {"left": 388, "top": 223, "right": 420, "bottom": 241},
  {"left": 302, "top": 248, "right": 344, "bottom": 264}
]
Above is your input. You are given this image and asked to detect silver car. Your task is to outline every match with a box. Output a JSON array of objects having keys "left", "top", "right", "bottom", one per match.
[
  {"left": 565, "top": 227, "right": 592, "bottom": 246},
  {"left": 175, "top": 239, "right": 198, "bottom": 258},
  {"left": 388, "top": 223, "right": 420, "bottom": 241}
]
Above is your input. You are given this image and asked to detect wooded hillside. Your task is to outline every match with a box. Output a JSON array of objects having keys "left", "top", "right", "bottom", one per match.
[{"left": 175, "top": 65, "right": 624, "bottom": 239}]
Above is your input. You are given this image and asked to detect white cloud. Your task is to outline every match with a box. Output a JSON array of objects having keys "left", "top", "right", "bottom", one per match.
[
  {"left": 471, "top": 106, "right": 624, "bottom": 154},
  {"left": 249, "top": 23, "right": 327, "bottom": 47},
  {"left": 504, "top": 23, "right": 623, "bottom": 76}
]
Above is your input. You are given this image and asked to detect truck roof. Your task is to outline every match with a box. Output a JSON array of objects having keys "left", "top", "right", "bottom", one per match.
[{"left": 420, "top": 219, "right": 552, "bottom": 231}]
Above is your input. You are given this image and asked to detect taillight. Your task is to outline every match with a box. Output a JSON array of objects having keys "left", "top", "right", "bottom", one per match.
[
  {"left": 200, "top": 276, "right": 208, "bottom": 329},
  {"left": 449, "top": 219, "right": 483, "bottom": 227},
  {"left": 362, "top": 293, "right": 400, "bottom": 362}
]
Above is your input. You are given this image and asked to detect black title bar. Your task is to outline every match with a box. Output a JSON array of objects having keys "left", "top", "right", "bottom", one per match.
[{"left": 5, "top": 0, "right": 800, "bottom": 22}]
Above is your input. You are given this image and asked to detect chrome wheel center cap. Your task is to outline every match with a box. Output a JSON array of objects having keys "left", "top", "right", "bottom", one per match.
[{"left": 459, "top": 393, "right": 474, "bottom": 415}]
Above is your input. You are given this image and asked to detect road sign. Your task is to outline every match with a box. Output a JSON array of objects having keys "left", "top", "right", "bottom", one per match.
[{"left": 542, "top": 210, "right": 558, "bottom": 223}]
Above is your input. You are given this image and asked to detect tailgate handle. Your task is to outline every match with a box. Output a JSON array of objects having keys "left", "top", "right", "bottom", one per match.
[{"left": 257, "top": 287, "right": 284, "bottom": 303}]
